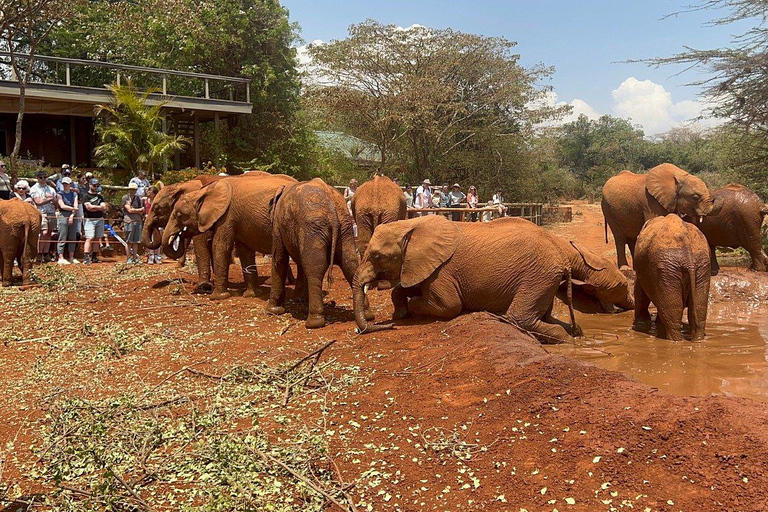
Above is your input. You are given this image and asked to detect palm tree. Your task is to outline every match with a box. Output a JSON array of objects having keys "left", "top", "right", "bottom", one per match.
[{"left": 94, "top": 82, "right": 188, "bottom": 176}]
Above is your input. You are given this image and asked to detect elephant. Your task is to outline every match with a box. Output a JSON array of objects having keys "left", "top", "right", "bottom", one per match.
[
  {"left": 143, "top": 175, "right": 219, "bottom": 292},
  {"left": 267, "top": 178, "right": 373, "bottom": 329},
  {"left": 350, "top": 175, "right": 407, "bottom": 257},
  {"left": 689, "top": 184, "right": 768, "bottom": 274},
  {"left": 633, "top": 215, "right": 711, "bottom": 341},
  {"left": 352, "top": 216, "right": 635, "bottom": 343},
  {"left": 601, "top": 163, "right": 714, "bottom": 269},
  {"left": 0, "top": 199, "right": 41, "bottom": 287},
  {"left": 162, "top": 173, "right": 297, "bottom": 300}
]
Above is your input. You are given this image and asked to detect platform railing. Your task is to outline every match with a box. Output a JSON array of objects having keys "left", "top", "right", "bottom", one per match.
[{"left": 0, "top": 52, "right": 251, "bottom": 104}]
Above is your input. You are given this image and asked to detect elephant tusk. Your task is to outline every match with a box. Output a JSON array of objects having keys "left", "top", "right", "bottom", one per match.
[
  {"left": 699, "top": 216, "right": 704, "bottom": 223},
  {"left": 363, "top": 283, "right": 369, "bottom": 294}
]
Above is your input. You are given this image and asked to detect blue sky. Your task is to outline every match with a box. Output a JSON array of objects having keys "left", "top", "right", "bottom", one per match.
[{"left": 282, "top": 0, "right": 753, "bottom": 135}]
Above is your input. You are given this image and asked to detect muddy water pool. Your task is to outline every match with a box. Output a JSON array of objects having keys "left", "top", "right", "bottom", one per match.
[{"left": 550, "top": 295, "right": 768, "bottom": 401}]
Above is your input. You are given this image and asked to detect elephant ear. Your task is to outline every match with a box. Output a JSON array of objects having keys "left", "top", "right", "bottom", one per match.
[
  {"left": 197, "top": 180, "right": 232, "bottom": 232},
  {"left": 570, "top": 278, "right": 598, "bottom": 295},
  {"left": 570, "top": 241, "right": 606, "bottom": 271},
  {"left": 646, "top": 163, "right": 686, "bottom": 212},
  {"left": 401, "top": 216, "right": 460, "bottom": 288}
]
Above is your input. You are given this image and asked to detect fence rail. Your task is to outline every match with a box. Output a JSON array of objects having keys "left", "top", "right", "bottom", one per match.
[
  {"left": 407, "top": 203, "right": 543, "bottom": 225},
  {"left": 0, "top": 52, "right": 251, "bottom": 104}
]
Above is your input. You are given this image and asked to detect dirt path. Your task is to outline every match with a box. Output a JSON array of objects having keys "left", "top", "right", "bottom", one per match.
[{"left": 0, "top": 213, "right": 767, "bottom": 509}]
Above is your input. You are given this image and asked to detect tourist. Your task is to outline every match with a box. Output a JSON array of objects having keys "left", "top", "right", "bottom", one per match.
[
  {"left": 344, "top": 179, "right": 358, "bottom": 210},
  {"left": 13, "top": 180, "right": 33, "bottom": 203},
  {"left": 448, "top": 183, "right": 466, "bottom": 221},
  {"left": 414, "top": 179, "right": 432, "bottom": 212},
  {"left": 30, "top": 171, "right": 57, "bottom": 262},
  {"left": 122, "top": 182, "right": 145, "bottom": 264},
  {"left": 0, "top": 160, "right": 11, "bottom": 200},
  {"left": 82, "top": 178, "right": 108, "bottom": 264},
  {"left": 55, "top": 164, "right": 73, "bottom": 193},
  {"left": 466, "top": 185, "right": 479, "bottom": 222},
  {"left": 482, "top": 200, "right": 495, "bottom": 222},
  {"left": 492, "top": 188, "right": 508, "bottom": 217},
  {"left": 439, "top": 184, "right": 450, "bottom": 208},
  {"left": 56, "top": 177, "right": 79, "bottom": 264},
  {"left": 404, "top": 184, "right": 414, "bottom": 208},
  {"left": 129, "top": 169, "right": 151, "bottom": 198}
]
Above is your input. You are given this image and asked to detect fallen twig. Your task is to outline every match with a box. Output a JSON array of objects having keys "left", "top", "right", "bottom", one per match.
[
  {"left": 284, "top": 339, "right": 338, "bottom": 375},
  {"left": 248, "top": 446, "right": 352, "bottom": 512}
]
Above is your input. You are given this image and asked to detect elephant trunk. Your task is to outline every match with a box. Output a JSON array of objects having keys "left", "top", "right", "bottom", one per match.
[
  {"left": 616, "top": 296, "right": 635, "bottom": 311},
  {"left": 142, "top": 215, "right": 162, "bottom": 250},
  {"left": 353, "top": 263, "right": 393, "bottom": 334},
  {"left": 161, "top": 223, "right": 186, "bottom": 260}
]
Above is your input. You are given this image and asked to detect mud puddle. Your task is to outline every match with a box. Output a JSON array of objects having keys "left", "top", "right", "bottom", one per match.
[{"left": 550, "top": 301, "right": 768, "bottom": 401}]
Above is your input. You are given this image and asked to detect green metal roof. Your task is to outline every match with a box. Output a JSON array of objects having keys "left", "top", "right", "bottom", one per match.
[{"left": 315, "top": 131, "right": 381, "bottom": 163}]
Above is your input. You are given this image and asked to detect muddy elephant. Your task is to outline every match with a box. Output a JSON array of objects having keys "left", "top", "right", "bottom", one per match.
[
  {"left": 143, "top": 175, "right": 219, "bottom": 292},
  {"left": 351, "top": 175, "right": 407, "bottom": 256},
  {"left": 0, "top": 199, "right": 40, "bottom": 287},
  {"left": 162, "top": 173, "right": 297, "bottom": 300},
  {"left": 634, "top": 215, "right": 711, "bottom": 341},
  {"left": 267, "top": 178, "right": 372, "bottom": 329},
  {"left": 689, "top": 184, "right": 768, "bottom": 274},
  {"left": 602, "top": 163, "right": 714, "bottom": 268},
  {"left": 352, "top": 216, "right": 634, "bottom": 343}
]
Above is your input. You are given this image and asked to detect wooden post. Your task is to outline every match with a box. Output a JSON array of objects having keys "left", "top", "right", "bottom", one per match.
[
  {"left": 162, "top": 118, "right": 168, "bottom": 173},
  {"left": 69, "top": 117, "right": 76, "bottom": 165},
  {"left": 193, "top": 113, "right": 200, "bottom": 168},
  {"left": 162, "top": 74, "right": 167, "bottom": 95},
  {"left": 205, "top": 78, "right": 209, "bottom": 99},
  {"left": 65, "top": 63, "right": 70, "bottom": 86},
  {"left": 116, "top": 72, "right": 121, "bottom": 86}
]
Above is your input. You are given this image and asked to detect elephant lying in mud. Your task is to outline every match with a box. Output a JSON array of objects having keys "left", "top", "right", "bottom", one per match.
[
  {"left": 690, "top": 184, "right": 768, "bottom": 274},
  {"left": 267, "top": 178, "right": 374, "bottom": 329},
  {"left": 0, "top": 199, "right": 40, "bottom": 287},
  {"left": 602, "top": 163, "right": 714, "bottom": 269},
  {"left": 352, "top": 216, "right": 634, "bottom": 343},
  {"left": 634, "top": 215, "right": 711, "bottom": 341}
]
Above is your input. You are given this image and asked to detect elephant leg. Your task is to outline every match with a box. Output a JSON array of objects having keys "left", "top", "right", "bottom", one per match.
[
  {"left": 745, "top": 242, "right": 768, "bottom": 272},
  {"left": 193, "top": 233, "right": 214, "bottom": 294},
  {"left": 304, "top": 270, "right": 327, "bottom": 329},
  {"left": 267, "top": 235, "right": 289, "bottom": 315},
  {"left": 508, "top": 282, "right": 573, "bottom": 344},
  {"left": 709, "top": 245, "right": 720, "bottom": 276},
  {"left": 392, "top": 284, "right": 420, "bottom": 320},
  {"left": 176, "top": 238, "right": 188, "bottom": 269},
  {"left": 236, "top": 244, "right": 259, "bottom": 298},
  {"left": 406, "top": 281, "right": 461, "bottom": 319},
  {"left": 633, "top": 282, "right": 652, "bottom": 325},
  {"left": 609, "top": 222, "right": 630, "bottom": 269},
  {"left": 655, "top": 292, "right": 684, "bottom": 341},
  {"left": 1, "top": 250, "right": 11, "bottom": 287},
  {"left": 626, "top": 238, "right": 637, "bottom": 268},
  {"left": 293, "top": 264, "right": 309, "bottom": 304},
  {"left": 209, "top": 231, "right": 234, "bottom": 300}
]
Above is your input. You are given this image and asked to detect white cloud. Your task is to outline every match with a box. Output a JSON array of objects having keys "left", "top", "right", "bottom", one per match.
[{"left": 551, "top": 77, "right": 718, "bottom": 136}]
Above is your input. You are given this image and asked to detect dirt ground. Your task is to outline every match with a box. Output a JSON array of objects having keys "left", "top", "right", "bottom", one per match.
[{"left": 2, "top": 203, "right": 768, "bottom": 510}]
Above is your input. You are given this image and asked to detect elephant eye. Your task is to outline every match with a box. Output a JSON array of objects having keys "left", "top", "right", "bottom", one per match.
[{"left": 693, "top": 194, "right": 700, "bottom": 200}]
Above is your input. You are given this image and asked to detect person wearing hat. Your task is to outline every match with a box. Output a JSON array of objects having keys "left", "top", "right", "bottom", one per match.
[
  {"left": 13, "top": 180, "right": 33, "bottom": 204},
  {"left": 492, "top": 188, "right": 508, "bottom": 218},
  {"left": 0, "top": 160, "right": 11, "bottom": 200},
  {"left": 448, "top": 183, "right": 467, "bottom": 221},
  {"left": 122, "top": 181, "right": 145, "bottom": 264},
  {"left": 129, "top": 169, "right": 150, "bottom": 199},
  {"left": 56, "top": 177, "right": 80, "bottom": 264},
  {"left": 414, "top": 179, "right": 432, "bottom": 213},
  {"left": 30, "top": 170, "right": 57, "bottom": 262},
  {"left": 82, "top": 178, "right": 108, "bottom": 264},
  {"left": 55, "top": 164, "right": 72, "bottom": 193}
]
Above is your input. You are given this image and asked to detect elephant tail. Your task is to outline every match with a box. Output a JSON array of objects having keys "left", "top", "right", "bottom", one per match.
[
  {"left": 325, "top": 205, "right": 340, "bottom": 291},
  {"left": 564, "top": 267, "right": 582, "bottom": 338},
  {"left": 21, "top": 218, "right": 32, "bottom": 270}
]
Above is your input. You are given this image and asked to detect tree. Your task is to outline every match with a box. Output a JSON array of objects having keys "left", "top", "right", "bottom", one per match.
[
  {"left": 306, "top": 20, "right": 568, "bottom": 178},
  {"left": 94, "top": 83, "right": 188, "bottom": 177},
  {"left": 42, "top": 0, "right": 311, "bottom": 174},
  {"left": 0, "top": 0, "right": 81, "bottom": 181},
  {"left": 646, "top": 0, "right": 768, "bottom": 168}
]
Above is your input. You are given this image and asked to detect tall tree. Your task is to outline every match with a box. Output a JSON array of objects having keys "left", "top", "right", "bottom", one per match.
[
  {"left": 646, "top": 0, "right": 768, "bottom": 167},
  {"left": 42, "top": 0, "right": 310, "bottom": 173},
  {"left": 306, "top": 20, "right": 568, "bottom": 177},
  {"left": 1, "top": 0, "right": 80, "bottom": 181}
]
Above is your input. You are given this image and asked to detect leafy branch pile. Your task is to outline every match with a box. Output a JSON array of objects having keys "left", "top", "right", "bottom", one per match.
[{"left": 27, "top": 353, "right": 362, "bottom": 511}]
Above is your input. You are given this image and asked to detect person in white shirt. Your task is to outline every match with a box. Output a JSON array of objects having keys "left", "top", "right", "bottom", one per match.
[
  {"left": 128, "top": 170, "right": 151, "bottom": 198},
  {"left": 29, "top": 171, "right": 57, "bottom": 262},
  {"left": 414, "top": 179, "right": 432, "bottom": 215}
]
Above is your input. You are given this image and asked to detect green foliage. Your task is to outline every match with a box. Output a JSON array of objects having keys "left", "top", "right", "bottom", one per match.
[
  {"left": 307, "top": 20, "right": 569, "bottom": 176},
  {"left": 94, "top": 83, "right": 188, "bottom": 176},
  {"left": 43, "top": 0, "right": 315, "bottom": 176}
]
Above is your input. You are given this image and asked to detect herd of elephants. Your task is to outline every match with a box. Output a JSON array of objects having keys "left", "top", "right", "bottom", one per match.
[{"left": 1, "top": 163, "right": 767, "bottom": 342}]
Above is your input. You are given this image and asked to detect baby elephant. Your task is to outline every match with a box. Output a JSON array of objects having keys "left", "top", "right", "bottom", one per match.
[{"left": 633, "top": 215, "right": 711, "bottom": 341}]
